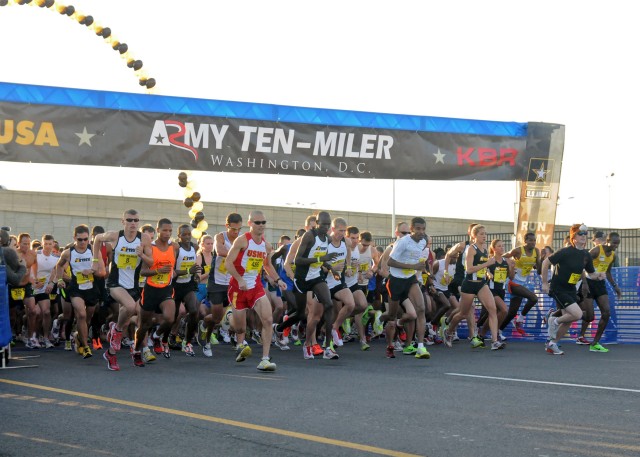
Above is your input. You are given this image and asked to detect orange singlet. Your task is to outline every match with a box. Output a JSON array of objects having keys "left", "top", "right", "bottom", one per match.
[{"left": 146, "top": 243, "right": 176, "bottom": 288}]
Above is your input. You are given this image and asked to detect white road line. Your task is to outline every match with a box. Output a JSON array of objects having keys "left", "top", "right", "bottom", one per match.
[{"left": 445, "top": 373, "right": 640, "bottom": 393}]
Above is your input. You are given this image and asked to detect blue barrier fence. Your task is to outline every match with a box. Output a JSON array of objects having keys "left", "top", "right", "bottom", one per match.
[
  {"left": 455, "top": 267, "right": 640, "bottom": 344},
  {"left": 0, "top": 265, "right": 11, "bottom": 347}
]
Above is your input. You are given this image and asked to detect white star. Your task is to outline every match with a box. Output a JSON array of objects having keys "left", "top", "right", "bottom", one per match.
[
  {"left": 533, "top": 163, "right": 549, "bottom": 182},
  {"left": 433, "top": 149, "right": 445, "bottom": 164},
  {"left": 75, "top": 127, "right": 96, "bottom": 146}
]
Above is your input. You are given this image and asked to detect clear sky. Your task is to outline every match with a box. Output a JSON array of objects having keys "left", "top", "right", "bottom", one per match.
[{"left": 1, "top": 0, "right": 638, "bottom": 231}]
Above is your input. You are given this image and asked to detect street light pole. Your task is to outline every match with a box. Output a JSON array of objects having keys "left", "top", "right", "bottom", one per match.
[{"left": 606, "top": 172, "right": 615, "bottom": 228}]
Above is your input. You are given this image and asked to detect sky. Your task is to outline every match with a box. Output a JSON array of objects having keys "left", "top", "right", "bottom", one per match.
[{"left": 0, "top": 0, "right": 638, "bottom": 231}]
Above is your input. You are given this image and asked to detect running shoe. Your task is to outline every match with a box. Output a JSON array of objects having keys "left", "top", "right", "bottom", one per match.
[
  {"left": 425, "top": 335, "right": 435, "bottom": 346},
  {"left": 162, "top": 342, "right": 171, "bottom": 359},
  {"left": 51, "top": 319, "right": 60, "bottom": 340},
  {"left": 331, "top": 328, "right": 344, "bottom": 347},
  {"left": 64, "top": 340, "right": 72, "bottom": 351},
  {"left": 303, "top": 345, "right": 314, "bottom": 359},
  {"left": 83, "top": 346, "right": 93, "bottom": 359},
  {"left": 121, "top": 337, "right": 134, "bottom": 348},
  {"left": 393, "top": 340, "right": 404, "bottom": 352},
  {"left": 543, "top": 307, "right": 556, "bottom": 327},
  {"left": 576, "top": 336, "right": 590, "bottom": 345},
  {"left": 103, "top": 351, "right": 120, "bottom": 371},
  {"left": 152, "top": 337, "right": 163, "bottom": 354},
  {"left": 499, "top": 331, "right": 507, "bottom": 342},
  {"left": 274, "top": 337, "right": 290, "bottom": 351},
  {"left": 183, "top": 342, "right": 196, "bottom": 357},
  {"left": 142, "top": 346, "right": 156, "bottom": 363},
  {"left": 433, "top": 334, "right": 443, "bottom": 345},
  {"left": 107, "top": 322, "right": 122, "bottom": 351},
  {"left": 294, "top": 340, "right": 302, "bottom": 346},
  {"left": 452, "top": 331, "right": 460, "bottom": 342},
  {"left": 43, "top": 338, "right": 55, "bottom": 349},
  {"left": 251, "top": 330, "right": 262, "bottom": 345},
  {"left": 361, "top": 305, "right": 373, "bottom": 327},
  {"left": 415, "top": 346, "right": 431, "bottom": 359},
  {"left": 132, "top": 351, "right": 145, "bottom": 367},
  {"left": 29, "top": 336, "right": 41, "bottom": 349},
  {"left": 219, "top": 328, "right": 231, "bottom": 344},
  {"left": 257, "top": 357, "right": 277, "bottom": 371},
  {"left": 545, "top": 341, "right": 564, "bottom": 355},
  {"left": 589, "top": 343, "right": 609, "bottom": 353},
  {"left": 403, "top": 344, "right": 417, "bottom": 355},
  {"left": 439, "top": 315, "right": 448, "bottom": 339},
  {"left": 282, "top": 315, "right": 291, "bottom": 339},
  {"left": 92, "top": 338, "right": 102, "bottom": 350},
  {"left": 311, "top": 344, "right": 324, "bottom": 356},
  {"left": 470, "top": 336, "right": 485, "bottom": 348},
  {"left": 398, "top": 329, "right": 407, "bottom": 342},
  {"left": 323, "top": 347, "right": 339, "bottom": 359},
  {"left": 202, "top": 343, "right": 213, "bottom": 357},
  {"left": 235, "top": 343, "right": 252, "bottom": 362},
  {"left": 385, "top": 345, "right": 395, "bottom": 358},
  {"left": 548, "top": 316, "right": 560, "bottom": 340},
  {"left": 210, "top": 333, "right": 219, "bottom": 345},
  {"left": 196, "top": 320, "right": 207, "bottom": 347},
  {"left": 341, "top": 319, "right": 351, "bottom": 335},
  {"left": 514, "top": 319, "right": 527, "bottom": 336},
  {"left": 272, "top": 324, "right": 284, "bottom": 344},
  {"left": 372, "top": 311, "right": 383, "bottom": 336},
  {"left": 444, "top": 332, "right": 453, "bottom": 348},
  {"left": 290, "top": 324, "right": 300, "bottom": 343},
  {"left": 491, "top": 341, "right": 506, "bottom": 351},
  {"left": 360, "top": 341, "right": 370, "bottom": 351}
]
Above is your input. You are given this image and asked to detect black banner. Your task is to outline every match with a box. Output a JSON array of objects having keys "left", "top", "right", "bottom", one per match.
[{"left": 0, "top": 101, "right": 562, "bottom": 181}]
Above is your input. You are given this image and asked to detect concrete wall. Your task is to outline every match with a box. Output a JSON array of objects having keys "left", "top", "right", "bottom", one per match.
[{"left": 0, "top": 189, "right": 515, "bottom": 245}]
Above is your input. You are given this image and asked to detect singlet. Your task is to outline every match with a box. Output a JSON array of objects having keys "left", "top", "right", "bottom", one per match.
[
  {"left": 345, "top": 242, "right": 359, "bottom": 288},
  {"left": 357, "top": 244, "right": 373, "bottom": 286},
  {"left": 294, "top": 229, "right": 329, "bottom": 282},
  {"left": 453, "top": 241, "right": 470, "bottom": 284},
  {"left": 417, "top": 245, "right": 431, "bottom": 286},
  {"left": 230, "top": 232, "right": 267, "bottom": 289},
  {"left": 175, "top": 243, "right": 197, "bottom": 284},
  {"left": 514, "top": 246, "right": 537, "bottom": 282},
  {"left": 69, "top": 245, "right": 94, "bottom": 290},
  {"left": 389, "top": 235, "right": 427, "bottom": 279},
  {"left": 212, "top": 232, "right": 233, "bottom": 286},
  {"left": 34, "top": 250, "right": 58, "bottom": 294},
  {"left": 199, "top": 251, "right": 212, "bottom": 284},
  {"left": 108, "top": 230, "right": 142, "bottom": 290},
  {"left": 277, "top": 244, "right": 292, "bottom": 282},
  {"left": 463, "top": 244, "right": 488, "bottom": 282},
  {"left": 488, "top": 257, "right": 509, "bottom": 291},
  {"left": 434, "top": 259, "right": 455, "bottom": 292},
  {"left": 146, "top": 241, "right": 176, "bottom": 288},
  {"left": 326, "top": 239, "right": 348, "bottom": 289},
  {"left": 592, "top": 245, "right": 615, "bottom": 276}
]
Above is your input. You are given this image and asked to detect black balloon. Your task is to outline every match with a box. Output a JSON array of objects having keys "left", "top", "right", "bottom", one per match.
[
  {"left": 118, "top": 43, "right": 128, "bottom": 54},
  {"left": 145, "top": 78, "right": 156, "bottom": 89},
  {"left": 178, "top": 180, "right": 187, "bottom": 188},
  {"left": 0, "top": 0, "right": 9, "bottom": 6},
  {"left": 178, "top": 172, "right": 188, "bottom": 181},
  {"left": 84, "top": 15, "right": 94, "bottom": 26},
  {"left": 65, "top": 5, "right": 74, "bottom": 15},
  {"left": 45, "top": 0, "right": 54, "bottom": 7},
  {"left": 184, "top": 198, "right": 194, "bottom": 208},
  {"left": 133, "top": 60, "right": 143, "bottom": 71},
  {"left": 101, "top": 27, "right": 111, "bottom": 38},
  {"left": 191, "top": 192, "right": 201, "bottom": 202},
  {"left": 190, "top": 219, "right": 198, "bottom": 229},
  {"left": 195, "top": 211, "right": 205, "bottom": 223}
]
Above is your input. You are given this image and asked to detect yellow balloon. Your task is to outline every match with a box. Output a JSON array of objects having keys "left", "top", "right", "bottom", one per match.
[
  {"left": 191, "top": 228, "right": 202, "bottom": 239},
  {"left": 197, "top": 220, "right": 209, "bottom": 232},
  {"left": 188, "top": 208, "right": 199, "bottom": 219},
  {"left": 192, "top": 201, "right": 204, "bottom": 212},
  {"left": 186, "top": 180, "right": 198, "bottom": 191},
  {"left": 183, "top": 188, "right": 194, "bottom": 198}
]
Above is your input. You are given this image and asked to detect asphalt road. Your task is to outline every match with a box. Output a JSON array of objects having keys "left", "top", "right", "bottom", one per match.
[{"left": 1, "top": 339, "right": 639, "bottom": 457}]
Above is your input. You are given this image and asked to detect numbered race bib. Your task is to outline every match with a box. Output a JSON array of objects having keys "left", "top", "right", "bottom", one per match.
[
  {"left": 246, "top": 257, "right": 264, "bottom": 273},
  {"left": 359, "top": 263, "right": 369, "bottom": 273},
  {"left": 596, "top": 257, "right": 608, "bottom": 273},
  {"left": 476, "top": 268, "right": 487, "bottom": 279},
  {"left": 11, "top": 288, "right": 25, "bottom": 300},
  {"left": 311, "top": 251, "right": 326, "bottom": 268},
  {"left": 180, "top": 261, "right": 195, "bottom": 276},
  {"left": 290, "top": 264, "right": 296, "bottom": 273},
  {"left": 77, "top": 272, "right": 94, "bottom": 284},
  {"left": 422, "top": 273, "right": 429, "bottom": 283},
  {"left": 117, "top": 253, "right": 138, "bottom": 270},
  {"left": 568, "top": 272, "right": 581, "bottom": 285},
  {"left": 204, "top": 265, "right": 211, "bottom": 274},
  {"left": 49, "top": 293, "right": 57, "bottom": 300},
  {"left": 219, "top": 258, "right": 227, "bottom": 274},
  {"left": 493, "top": 267, "right": 507, "bottom": 283},
  {"left": 154, "top": 272, "right": 170, "bottom": 285},
  {"left": 522, "top": 265, "right": 533, "bottom": 276}
]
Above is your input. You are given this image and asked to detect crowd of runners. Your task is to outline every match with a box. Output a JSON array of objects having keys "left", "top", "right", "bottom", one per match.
[{"left": 0, "top": 210, "right": 623, "bottom": 371}]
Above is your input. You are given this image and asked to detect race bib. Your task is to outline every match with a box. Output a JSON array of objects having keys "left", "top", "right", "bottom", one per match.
[
  {"left": 49, "top": 293, "right": 57, "bottom": 300},
  {"left": 359, "top": 263, "right": 369, "bottom": 273},
  {"left": 476, "top": 268, "right": 487, "bottom": 279},
  {"left": 117, "top": 253, "right": 138, "bottom": 270},
  {"left": 153, "top": 272, "right": 170, "bottom": 285},
  {"left": 77, "top": 272, "right": 94, "bottom": 284},
  {"left": 421, "top": 273, "right": 429, "bottom": 283},
  {"left": 311, "top": 251, "right": 326, "bottom": 268},
  {"left": 246, "top": 257, "right": 264, "bottom": 273},
  {"left": 596, "top": 258, "right": 608, "bottom": 273},
  {"left": 522, "top": 265, "right": 533, "bottom": 276},
  {"left": 493, "top": 267, "right": 507, "bottom": 283},
  {"left": 219, "top": 258, "right": 227, "bottom": 274},
  {"left": 11, "top": 288, "right": 25, "bottom": 300},
  {"left": 568, "top": 272, "right": 581, "bottom": 285},
  {"left": 180, "top": 261, "right": 195, "bottom": 276},
  {"left": 204, "top": 265, "right": 211, "bottom": 274}
]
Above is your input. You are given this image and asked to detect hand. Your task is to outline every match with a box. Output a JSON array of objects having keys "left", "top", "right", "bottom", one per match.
[
  {"left": 45, "top": 283, "right": 54, "bottom": 294},
  {"left": 136, "top": 246, "right": 144, "bottom": 256},
  {"left": 238, "top": 278, "right": 248, "bottom": 291},
  {"left": 158, "top": 265, "right": 172, "bottom": 274},
  {"left": 321, "top": 252, "right": 338, "bottom": 262},
  {"left": 189, "top": 265, "right": 202, "bottom": 275},
  {"left": 277, "top": 279, "right": 287, "bottom": 291},
  {"left": 81, "top": 268, "right": 93, "bottom": 275}
]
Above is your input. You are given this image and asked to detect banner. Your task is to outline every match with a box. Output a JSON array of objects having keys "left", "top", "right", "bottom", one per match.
[
  {"left": 0, "top": 94, "right": 562, "bottom": 181},
  {"left": 515, "top": 123, "right": 565, "bottom": 247}
]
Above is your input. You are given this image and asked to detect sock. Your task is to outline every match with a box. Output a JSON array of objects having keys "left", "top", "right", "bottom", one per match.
[{"left": 417, "top": 343, "right": 424, "bottom": 349}]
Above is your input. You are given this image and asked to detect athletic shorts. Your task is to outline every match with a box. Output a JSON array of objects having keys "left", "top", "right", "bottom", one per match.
[
  {"left": 549, "top": 288, "right": 578, "bottom": 310},
  {"left": 141, "top": 283, "right": 174, "bottom": 313},
  {"left": 108, "top": 286, "right": 141, "bottom": 304},
  {"left": 196, "top": 283, "right": 208, "bottom": 302},
  {"left": 586, "top": 278, "right": 608, "bottom": 299},
  {"left": 68, "top": 286, "right": 99, "bottom": 307},
  {"left": 460, "top": 280, "right": 487, "bottom": 295},
  {"left": 294, "top": 276, "right": 326, "bottom": 295},
  {"left": 228, "top": 281, "right": 266, "bottom": 311},
  {"left": 94, "top": 276, "right": 108, "bottom": 303},
  {"left": 329, "top": 283, "right": 347, "bottom": 299},
  {"left": 8, "top": 284, "right": 33, "bottom": 308},
  {"left": 491, "top": 288, "right": 506, "bottom": 300},
  {"left": 208, "top": 283, "right": 230, "bottom": 306},
  {"left": 174, "top": 281, "right": 197, "bottom": 305},
  {"left": 436, "top": 288, "right": 452, "bottom": 299},
  {"left": 386, "top": 275, "right": 417, "bottom": 302}
]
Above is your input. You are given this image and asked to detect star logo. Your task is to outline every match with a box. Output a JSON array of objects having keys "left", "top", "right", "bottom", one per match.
[
  {"left": 433, "top": 149, "right": 445, "bottom": 164},
  {"left": 532, "top": 163, "right": 549, "bottom": 182},
  {"left": 154, "top": 134, "right": 165, "bottom": 144},
  {"left": 75, "top": 127, "right": 96, "bottom": 146}
]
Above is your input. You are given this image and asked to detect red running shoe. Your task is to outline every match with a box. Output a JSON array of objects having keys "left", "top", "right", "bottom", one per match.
[
  {"left": 514, "top": 320, "right": 527, "bottom": 336},
  {"left": 311, "top": 344, "right": 323, "bottom": 356},
  {"left": 107, "top": 322, "right": 122, "bottom": 352},
  {"left": 386, "top": 346, "right": 396, "bottom": 358},
  {"left": 132, "top": 351, "right": 145, "bottom": 367},
  {"left": 103, "top": 351, "right": 120, "bottom": 371},
  {"left": 152, "top": 337, "right": 163, "bottom": 354}
]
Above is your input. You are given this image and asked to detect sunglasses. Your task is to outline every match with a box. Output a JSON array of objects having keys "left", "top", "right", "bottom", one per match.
[
  {"left": 252, "top": 221, "right": 267, "bottom": 225},
  {"left": 577, "top": 231, "right": 588, "bottom": 236},
  {"left": 76, "top": 237, "right": 89, "bottom": 242},
  {"left": 125, "top": 218, "right": 140, "bottom": 223},
  {"left": 400, "top": 231, "right": 411, "bottom": 235}
]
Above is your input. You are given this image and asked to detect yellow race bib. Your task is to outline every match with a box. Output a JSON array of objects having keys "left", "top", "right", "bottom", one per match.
[
  {"left": 77, "top": 272, "right": 94, "bottom": 284},
  {"left": 568, "top": 273, "right": 581, "bottom": 284},
  {"left": 246, "top": 257, "right": 264, "bottom": 273},
  {"left": 11, "top": 288, "right": 25, "bottom": 300},
  {"left": 153, "top": 272, "right": 170, "bottom": 285},
  {"left": 493, "top": 267, "right": 507, "bottom": 283},
  {"left": 117, "top": 253, "right": 138, "bottom": 270},
  {"left": 180, "top": 261, "right": 195, "bottom": 276},
  {"left": 311, "top": 251, "right": 326, "bottom": 268},
  {"left": 219, "top": 258, "right": 227, "bottom": 274},
  {"left": 476, "top": 268, "right": 487, "bottom": 279},
  {"left": 204, "top": 265, "right": 211, "bottom": 274},
  {"left": 522, "top": 265, "right": 533, "bottom": 276}
]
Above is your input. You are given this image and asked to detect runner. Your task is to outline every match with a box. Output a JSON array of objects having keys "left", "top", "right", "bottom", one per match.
[
  {"left": 225, "top": 210, "right": 285, "bottom": 371},
  {"left": 32, "top": 234, "right": 59, "bottom": 348},
  {"left": 476, "top": 239, "right": 512, "bottom": 342},
  {"left": 541, "top": 224, "right": 604, "bottom": 355},
  {"left": 14, "top": 233, "right": 39, "bottom": 348}
]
